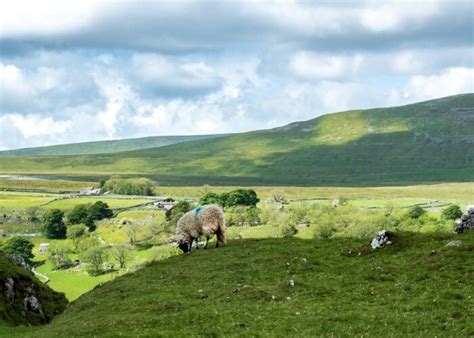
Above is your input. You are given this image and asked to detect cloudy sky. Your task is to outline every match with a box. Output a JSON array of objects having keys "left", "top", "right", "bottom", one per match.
[{"left": 0, "top": 0, "right": 473, "bottom": 150}]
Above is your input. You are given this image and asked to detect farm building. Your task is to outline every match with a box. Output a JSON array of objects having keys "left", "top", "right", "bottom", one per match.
[{"left": 79, "top": 187, "right": 105, "bottom": 196}]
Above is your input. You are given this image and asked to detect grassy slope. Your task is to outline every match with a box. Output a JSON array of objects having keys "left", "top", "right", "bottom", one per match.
[
  {"left": 27, "top": 231, "right": 474, "bottom": 337},
  {"left": 1, "top": 94, "right": 473, "bottom": 186},
  {"left": 0, "top": 135, "right": 225, "bottom": 157}
]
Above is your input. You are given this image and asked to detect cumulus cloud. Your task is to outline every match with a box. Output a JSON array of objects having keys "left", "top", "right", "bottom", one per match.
[{"left": 0, "top": 1, "right": 473, "bottom": 150}]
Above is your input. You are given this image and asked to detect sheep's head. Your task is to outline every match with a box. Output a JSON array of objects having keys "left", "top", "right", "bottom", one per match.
[{"left": 177, "top": 240, "right": 190, "bottom": 254}]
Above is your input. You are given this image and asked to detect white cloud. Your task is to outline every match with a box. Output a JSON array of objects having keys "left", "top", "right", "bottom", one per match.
[
  {"left": 289, "top": 52, "right": 365, "bottom": 80},
  {"left": 1, "top": 113, "right": 71, "bottom": 138},
  {"left": 404, "top": 67, "right": 474, "bottom": 101}
]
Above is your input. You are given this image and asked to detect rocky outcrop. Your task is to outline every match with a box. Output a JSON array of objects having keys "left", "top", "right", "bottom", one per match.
[
  {"left": 0, "top": 253, "right": 68, "bottom": 326},
  {"left": 454, "top": 205, "right": 474, "bottom": 233}
]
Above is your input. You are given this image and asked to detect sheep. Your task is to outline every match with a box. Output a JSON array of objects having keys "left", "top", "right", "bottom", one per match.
[{"left": 175, "top": 204, "right": 226, "bottom": 254}]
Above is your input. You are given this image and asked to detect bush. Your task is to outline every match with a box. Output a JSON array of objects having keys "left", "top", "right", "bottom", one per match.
[
  {"left": 103, "top": 176, "right": 155, "bottom": 196},
  {"left": 43, "top": 209, "right": 67, "bottom": 239},
  {"left": 2, "top": 237, "right": 34, "bottom": 263},
  {"left": 406, "top": 206, "right": 426, "bottom": 219},
  {"left": 441, "top": 205, "right": 463, "bottom": 220}
]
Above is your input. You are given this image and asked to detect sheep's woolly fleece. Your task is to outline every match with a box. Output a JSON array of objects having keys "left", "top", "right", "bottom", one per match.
[{"left": 175, "top": 204, "right": 226, "bottom": 245}]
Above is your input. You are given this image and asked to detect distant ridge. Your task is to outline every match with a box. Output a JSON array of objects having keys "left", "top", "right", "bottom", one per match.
[
  {"left": 0, "top": 94, "right": 473, "bottom": 186},
  {"left": 0, "top": 134, "right": 227, "bottom": 156}
]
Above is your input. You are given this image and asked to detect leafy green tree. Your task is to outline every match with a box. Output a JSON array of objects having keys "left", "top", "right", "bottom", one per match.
[
  {"left": 406, "top": 206, "right": 426, "bottom": 219},
  {"left": 47, "top": 243, "right": 72, "bottom": 270},
  {"left": 2, "top": 237, "right": 34, "bottom": 263},
  {"left": 81, "top": 247, "right": 109, "bottom": 275},
  {"left": 89, "top": 201, "right": 113, "bottom": 221},
  {"left": 43, "top": 209, "right": 66, "bottom": 239},
  {"left": 67, "top": 204, "right": 89, "bottom": 225},
  {"left": 441, "top": 205, "right": 463, "bottom": 220},
  {"left": 67, "top": 224, "right": 88, "bottom": 252},
  {"left": 103, "top": 177, "right": 155, "bottom": 196},
  {"left": 111, "top": 244, "right": 132, "bottom": 269},
  {"left": 199, "top": 192, "right": 221, "bottom": 205}
]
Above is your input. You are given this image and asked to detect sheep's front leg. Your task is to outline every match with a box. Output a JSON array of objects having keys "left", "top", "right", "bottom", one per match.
[
  {"left": 204, "top": 236, "right": 210, "bottom": 249},
  {"left": 194, "top": 237, "right": 199, "bottom": 250}
]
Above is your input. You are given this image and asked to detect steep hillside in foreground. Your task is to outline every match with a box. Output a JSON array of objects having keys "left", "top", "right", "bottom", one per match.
[
  {"left": 0, "top": 253, "right": 67, "bottom": 326},
  {"left": 27, "top": 232, "right": 474, "bottom": 337},
  {"left": 0, "top": 134, "right": 226, "bottom": 156},
  {"left": 0, "top": 94, "right": 473, "bottom": 186}
]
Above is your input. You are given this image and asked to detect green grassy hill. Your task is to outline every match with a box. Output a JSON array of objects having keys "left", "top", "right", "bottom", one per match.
[
  {"left": 0, "top": 134, "right": 225, "bottom": 156},
  {"left": 22, "top": 232, "right": 474, "bottom": 337},
  {"left": 0, "top": 253, "right": 67, "bottom": 327},
  {"left": 1, "top": 94, "right": 473, "bottom": 185}
]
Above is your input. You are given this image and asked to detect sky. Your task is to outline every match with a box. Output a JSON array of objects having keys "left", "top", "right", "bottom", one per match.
[{"left": 0, "top": 0, "right": 473, "bottom": 150}]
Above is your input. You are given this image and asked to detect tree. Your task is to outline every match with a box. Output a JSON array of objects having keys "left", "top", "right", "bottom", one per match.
[
  {"left": 67, "top": 204, "right": 89, "bottom": 225},
  {"left": 125, "top": 222, "right": 139, "bottom": 244},
  {"left": 47, "top": 243, "right": 72, "bottom": 270},
  {"left": 406, "top": 206, "right": 426, "bottom": 219},
  {"left": 111, "top": 244, "right": 132, "bottom": 269},
  {"left": 103, "top": 177, "right": 155, "bottom": 196},
  {"left": 43, "top": 209, "right": 66, "bottom": 239},
  {"left": 81, "top": 247, "right": 109, "bottom": 275},
  {"left": 67, "top": 224, "right": 88, "bottom": 252},
  {"left": 199, "top": 192, "right": 221, "bottom": 205},
  {"left": 442, "top": 205, "right": 463, "bottom": 220},
  {"left": 88, "top": 201, "right": 113, "bottom": 221},
  {"left": 2, "top": 237, "right": 34, "bottom": 263}
]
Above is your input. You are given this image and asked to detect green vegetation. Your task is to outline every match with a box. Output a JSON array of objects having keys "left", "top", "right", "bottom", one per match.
[
  {"left": 67, "top": 201, "right": 113, "bottom": 231},
  {"left": 406, "top": 206, "right": 426, "bottom": 219},
  {"left": 200, "top": 188, "right": 259, "bottom": 207},
  {"left": 102, "top": 176, "right": 155, "bottom": 196},
  {"left": 442, "top": 205, "right": 463, "bottom": 220},
  {"left": 0, "top": 252, "right": 67, "bottom": 326},
  {"left": 21, "top": 231, "right": 474, "bottom": 337},
  {"left": 42, "top": 210, "right": 66, "bottom": 239},
  {"left": 1, "top": 94, "right": 473, "bottom": 186},
  {"left": 0, "top": 134, "right": 226, "bottom": 157},
  {"left": 1, "top": 238, "right": 34, "bottom": 263}
]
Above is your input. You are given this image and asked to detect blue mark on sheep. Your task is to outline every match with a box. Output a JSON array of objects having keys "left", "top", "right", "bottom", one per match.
[{"left": 194, "top": 206, "right": 203, "bottom": 216}]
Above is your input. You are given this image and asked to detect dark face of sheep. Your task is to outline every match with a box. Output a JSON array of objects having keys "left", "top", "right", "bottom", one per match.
[{"left": 178, "top": 241, "right": 190, "bottom": 254}]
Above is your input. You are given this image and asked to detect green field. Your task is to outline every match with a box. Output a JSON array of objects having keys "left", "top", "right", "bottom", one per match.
[{"left": 1, "top": 94, "right": 473, "bottom": 186}]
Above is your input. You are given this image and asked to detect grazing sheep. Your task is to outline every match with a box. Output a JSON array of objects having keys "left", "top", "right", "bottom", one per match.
[{"left": 175, "top": 205, "right": 226, "bottom": 254}]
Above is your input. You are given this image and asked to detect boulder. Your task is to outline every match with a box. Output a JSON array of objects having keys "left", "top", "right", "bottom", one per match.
[
  {"left": 445, "top": 240, "right": 463, "bottom": 248},
  {"left": 371, "top": 230, "right": 392, "bottom": 249}
]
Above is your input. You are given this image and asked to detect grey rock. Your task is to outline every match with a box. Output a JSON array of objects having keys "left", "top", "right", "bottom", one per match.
[{"left": 445, "top": 240, "right": 463, "bottom": 248}]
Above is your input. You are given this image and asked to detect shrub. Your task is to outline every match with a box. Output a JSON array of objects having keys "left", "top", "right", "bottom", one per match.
[
  {"left": 66, "top": 201, "right": 113, "bottom": 231},
  {"left": 441, "top": 205, "right": 463, "bottom": 220},
  {"left": 43, "top": 209, "right": 67, "bottom": 239},
  {"left": 406, "top": 206, "right": 426, "bottom": 219}
]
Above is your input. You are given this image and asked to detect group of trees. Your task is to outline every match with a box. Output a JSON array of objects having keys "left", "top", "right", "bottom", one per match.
[
  {"left": 43, "top": 201, "right": 113, "bottom": 239},
  {"left": 200, "top": 189, "right": 259, "bottom": 208},
  {"left": 100, "top": 176, "right": 155, "bottom": 196}
]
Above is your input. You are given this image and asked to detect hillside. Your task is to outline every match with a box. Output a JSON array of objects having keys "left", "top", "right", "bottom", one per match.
[
  {"left": 0, "top": 134, "right": 225, "bottom": 156},
  {"left": 27, "top": 232, "right": 474, "bottom": 337},
  {"left": 0, "top": 94, "right": 473, "bottom": 186},
  {"left": 0, "top": 253, "right": 67, "bottom": 327}
]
